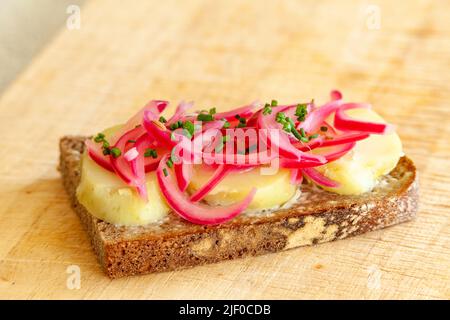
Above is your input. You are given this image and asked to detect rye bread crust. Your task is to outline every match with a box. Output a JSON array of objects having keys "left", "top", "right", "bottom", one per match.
[{"left": 59, "top": 136, "right": 419, "bottom": 278}]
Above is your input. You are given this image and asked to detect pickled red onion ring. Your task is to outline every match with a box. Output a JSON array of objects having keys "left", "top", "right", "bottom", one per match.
[
  {"left": 174, "top": 162, "right": 192, "bottom": 192},
  {"left": 212, "top": 101, "right": 259, "bottom": 121},
  {"left": 110, "top": 126, "right": 148, "bottom": 200},
  {"left": 85, "top": 139, "right": 114, "bottom": 172},
  {"left": 334, "top": 103, "right": 393, "bottom": 134},
  {"left": 320, "top": 142, "right": 356, "bottom": 162},
  {"left": 156, "top": 155, "right": 256, "bottom": 225},
  {"left": 330, "top": 90, "right": 343, "bottom": 101},
  {"left": 289, "top": 169, "right": 303, "bottom": 185},
  {"left": 303, "top": 168, "right": 339, "bottom": 188},
  {"left": 257, "top": 106, "right": 326, "bottom": 163},
  {"left": 124, "top": 147, "right": 139, "bottom": 161},
  {"left": 143, "top": 111, "right": 177, "bottom": 148},
  {"left": 297, "top": 100, "right": 342, "bottom": 133},
  {"left": 110, "top": 100, "right": 168, "bottom": 145},
  {"left": 167, "top": 101, "right": 193, "bottom": 125},
  {"left": 190, "top": 164, "right": 230, "bottom": 202}
]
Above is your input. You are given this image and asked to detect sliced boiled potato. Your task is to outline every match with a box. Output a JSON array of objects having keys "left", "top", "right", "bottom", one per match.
[
  {"left": 188, "top": 166, "right": 297, "bottom": 210},
  {"left": 76, "top": 125, "right": 170, "bottom": 226},
  {"left": 315, "top": 108, "right": 402, "bottom": 195}
]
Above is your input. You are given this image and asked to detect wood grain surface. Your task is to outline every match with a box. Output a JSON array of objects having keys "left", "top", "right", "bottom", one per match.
[{"left": 0, "top": 0, "right": 449, "bottom": 299}]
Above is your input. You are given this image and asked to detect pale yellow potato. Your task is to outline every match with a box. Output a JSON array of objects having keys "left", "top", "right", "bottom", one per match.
[
  {"left": 315, "top": 108, "right": 402, "bottom": 195},
  {"left": 76, "top": 125, "right": 170, "bottom": 226},
  {"left": 188, "top": 166, "right": 297, "bottom": 210}
]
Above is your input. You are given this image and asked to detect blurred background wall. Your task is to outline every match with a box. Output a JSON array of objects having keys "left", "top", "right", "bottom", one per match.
[{"left": 0, "top": 0, "right": 85, "bottom": 92}]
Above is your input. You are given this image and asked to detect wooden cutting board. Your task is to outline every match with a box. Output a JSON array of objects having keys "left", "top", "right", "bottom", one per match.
[{"left": 0, "top": 0, "right": 448, "bottom": 299}]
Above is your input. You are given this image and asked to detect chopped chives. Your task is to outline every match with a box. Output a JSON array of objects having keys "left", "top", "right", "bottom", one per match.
[
  {"left": 300, "top": 136, "right": 309, "bottom": 143},
  {"left": 262, "top": 103, "right": 272, "bottom": 115},
  {"left": 159, "top": 116, "right": 167, "bottom": 123},
  {"left": 110, "top": 147, "right": 122, "bottom": 158},
  {"left": 166, "top": 158, "right": 173, "bottom": 168},
  {"left": 182, "top": 120, "right": 195, "bottom": 137},
  {"left": 300, "top": 128, "right": 306, "bottom": 137},
  {"left": 144, "top": 148, "right": 157, "bottom": 158},
  {"left": 222, "top": 119, "right": 230, "bottom": 129},
  {"left": 197, "top": 113, "right": 214, "bottom": 122},
  {"left": 295, "top": 103, "right": 308, "bottom": 122},
  {"left": 94, "top": 133, "right": 105, "bottom": 143}
]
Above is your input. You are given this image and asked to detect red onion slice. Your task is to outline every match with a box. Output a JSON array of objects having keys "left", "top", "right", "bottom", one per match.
[
  {"left": 212, "top": 101, "right": 259, "bottom": 121},
  {"left": 330, "top": 90, "right": 343, "bottom": 101},
  {"left": 257, "top": 106, "right": 326, "bottom": 163},
  {"left": 174, "top": 162, "right": 192, "bottom": 192},
  {"left": 110, "top": 126, "right": 148, "bottom": 200},
  {"left": 297, "top": 100, "right": 342, "bottom": 133},
  {"left": 167, "top": 101, "right": 193, "bottom": 125},
  {"left": 320, "top": 132, "right": 370, "bottom": 147},
  {"left": 124, "top": 147, "right": 139, "bottom": 161},
  {"left": 133, "top": 133, "right": 167, "bottom": 173},
  {"left": 85, "top": 139, "right": 114, "bottom": 172},
  {"left": 143, "top": 111, "right": 177, "bottom": 148},
  {"left": 320, "top": 142, "right": 356, "bottom": 162},
  {"left": 289, "top": 169, "right": 304, "bottom": 185},
  {"left": 110, "top": 100, "right": 168, "bottom": 145},
  {"left": 156, "top": 155, "right": 256, "bottom": 225},
  {"left": 334, "top": 103, "right": 393, "bottom": 134},
  {"left": 303, "top": 168, "right": 340, "bottom": 188},
  {"left": 190, "top": 165, "right": 231, "bottom": 202}
]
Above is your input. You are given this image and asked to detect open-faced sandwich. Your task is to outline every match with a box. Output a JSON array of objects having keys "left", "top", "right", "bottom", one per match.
[{"left": 59, "top": 90, "right": 418, "bottom": 278}]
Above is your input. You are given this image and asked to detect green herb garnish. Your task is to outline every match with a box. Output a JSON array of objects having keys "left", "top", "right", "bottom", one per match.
[
  {"left": 300, "top": 136, "right": 309, "bottom": 143},
  {"left": 222, "top": 119, "right": 230, "bottom": 129},
  {"left": 182, "top": 120, "right": 195, "bottom": 137},
  {"left": 159, "top": 116, "right": 167, "bottom": 123},
  {"left": 94, "top": 133, "right": 105, "bottom": 143},
  {"left": 144, "top": 148, "right": 158, "bottom": 159},
  {"left": 166, "top": 158, "right": 174, "bottom": 168},
  {"left": 295, "top": 103, "right": 308, "bottom": 122},
  {"left": 237, "top": 116, "right": 247, "bottom": 128},
  {"left": 300, "top": 128, "right": 306, "bottom": 137},
  {"left": 262, "top": 103, "right": 272, "bottom": 115},
  {"left": 163, "top": 168, "right": 168, "bottom": 177},
  {"left": 110, "top": 147, "right": 122, "bottom": 158},
  {"left": 197, "top": 113, "right": 214, "bottom": 122}
]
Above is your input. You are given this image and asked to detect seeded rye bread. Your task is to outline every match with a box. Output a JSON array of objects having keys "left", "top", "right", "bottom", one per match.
[{"left": 59, "top": 136, "right": 418, "bottom": 278}]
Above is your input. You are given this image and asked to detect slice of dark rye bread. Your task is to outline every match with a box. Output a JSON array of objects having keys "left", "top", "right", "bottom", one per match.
[{"left": 59, "top": 136, "right": 419, "bottom": 278}]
